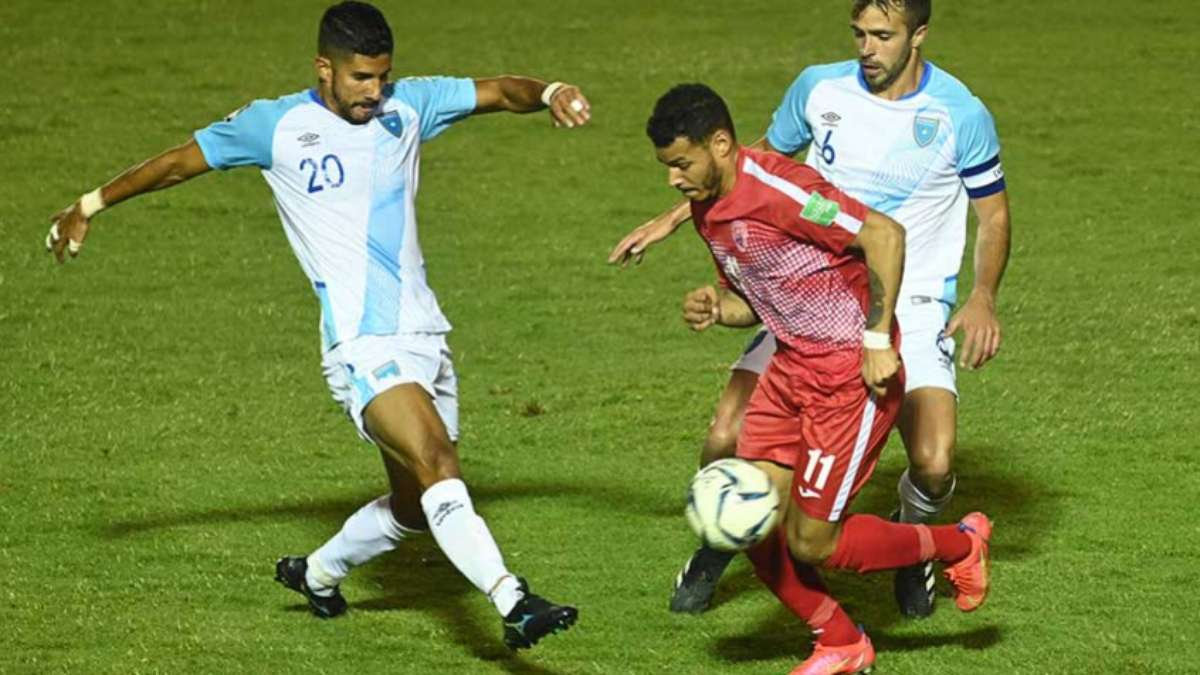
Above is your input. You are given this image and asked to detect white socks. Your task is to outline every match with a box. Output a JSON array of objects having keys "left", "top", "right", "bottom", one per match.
[
  {"left": 420, "top": 478, "right": 524, "bottom": 616},
  {"left": 897, "top": 468, "right": 956, "bottom": 524},
  {"left": 307, "top": 495, "right": 417, "bottom": 595}
]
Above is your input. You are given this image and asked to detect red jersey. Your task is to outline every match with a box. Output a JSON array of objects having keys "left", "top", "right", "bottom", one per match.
[{"left": 692, "top": 148, "right": 872, "bottom": 356}]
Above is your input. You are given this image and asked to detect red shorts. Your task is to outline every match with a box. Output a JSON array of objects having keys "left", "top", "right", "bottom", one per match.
[{"left": 736, "top": 345, "right": 903, "bottom": 522}]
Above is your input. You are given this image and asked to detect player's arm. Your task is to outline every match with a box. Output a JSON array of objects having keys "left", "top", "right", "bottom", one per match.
[
  {"left": 948, "top": 190, "right": 1010, "bottom": 369},
  {"left": 473, "top": 77, "right": 590, "bottom": 128},
  {"left": 847, "top": 210, "right": 906, "bottom": 397},
  {"left": 46, "top": 139, "right": 211, "bottom": 263},
  {"left": 608, "top": 135, "right": 793, "bottom": 268},
  {"left": 682, "top": 286, "right": 759, "bottom": 332}
]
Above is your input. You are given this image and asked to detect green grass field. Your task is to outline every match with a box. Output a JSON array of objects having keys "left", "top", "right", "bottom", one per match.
[{"left": 3, "top": 1, "right": 1199, "bottom": 673}]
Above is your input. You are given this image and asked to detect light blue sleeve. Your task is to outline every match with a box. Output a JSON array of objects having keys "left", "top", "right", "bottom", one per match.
[
  {"left": 953, "top": 98, "right": 1001, "bottom": 174},
  {"left": 194, "top": 97, "right": 297, "bottom": 170},
  {"left": 389, "top": 77, "right": 477, "bottom": 142},
  {"left": 765, "top": 71, "right": 816, "bottom": 154}
]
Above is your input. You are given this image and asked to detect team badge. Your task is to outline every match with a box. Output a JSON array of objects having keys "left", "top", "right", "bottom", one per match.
[
  {"left": 372, "top": 360, "right": 401, "bottom": 381},
  {"left": 913, "top": 116, "right": 939, "bottom": 147},
  {"left": 732, "top": 220, "right": 749, "bottom": 251},
  {"left": 377, "top": 110, "right": 404, "bottom": 138}
]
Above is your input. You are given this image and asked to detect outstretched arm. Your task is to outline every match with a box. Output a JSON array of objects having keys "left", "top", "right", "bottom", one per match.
[
  {"left": 473, "top": 76, "right": 591, "bottom": 128},
  {"left": 848, "top": 210, "right": 907, "bottom": 396},
  {"left": 948, "top": 190, "right": 1010, "bottom": 369},
  {"left": 46, "top": 139, "right": 211, "bottom": 263},
  {"left": 608, "top": 136, "right": 787, "bottom": 267}
]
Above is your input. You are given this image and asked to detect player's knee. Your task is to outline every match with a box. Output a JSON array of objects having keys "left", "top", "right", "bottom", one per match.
[
  {"left": 408, "top": 442, "right": 462, "bottom": 487},
  {"left": 786, "top": 532, "right": 837, "bottom": 565},
  {"left": 908, "top": 442, "right": 955, "bottom": 497},
  {"left": 783, "top": 515, "right": 839, "bottom": 565}
]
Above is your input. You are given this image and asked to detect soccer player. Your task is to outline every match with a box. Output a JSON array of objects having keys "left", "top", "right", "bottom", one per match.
[
  {"left": 612, "top": 0, "right": 1011, "bottom": 618},
  {"left": 647, "top": 83, "right": 991, "bottom": 674},
  {"left": 44, "top": 1, "right": 589, "bottom": 650}
]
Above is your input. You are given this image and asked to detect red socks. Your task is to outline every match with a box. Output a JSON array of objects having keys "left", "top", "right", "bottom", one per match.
[
  {"left": 824, "top": 514, "right": 971, "bottom": 574},
  {"left": 747, "top": 530, "right": 860, "bottom": 646}
]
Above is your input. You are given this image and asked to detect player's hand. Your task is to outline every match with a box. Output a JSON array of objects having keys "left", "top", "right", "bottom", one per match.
[
  {"left": 683, "top": 286, "right": 721, "bottom": 332},
  {"left": 608, "top": 210, "right": 681, "bottom": 267},
  {"left": 547, "top": 84, "right": 591, "bottom": 129},
  {"left": 862, "top": 347, "right": 900, "bottom": 398},
  {"left": 45, "top": 201, "right": 91, "bottom": 264},
  {"left": 946, "top": 293, "right": 1001, "bottom": 370}
]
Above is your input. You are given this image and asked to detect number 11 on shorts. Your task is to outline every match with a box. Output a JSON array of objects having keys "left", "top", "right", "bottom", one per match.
[{"left": 799, "top": 449, "right": 834, "bottom": 498}]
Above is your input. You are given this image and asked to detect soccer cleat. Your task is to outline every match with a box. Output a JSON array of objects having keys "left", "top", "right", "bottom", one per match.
[
  {"left": 893, "top": 560, "right": 937, "bottom": 618},
  {"left": 890, "top": 510, "right": 937, "bottom": 618},
  {"left": 789, "top": 632, "right": 876, "bottom": 675},
  {"left": 274, "top": 556, "right": 348, "bottom": 619},
  {"left": 944, "top": 512, "right": 992, "bottom": 612},
  {"left": 669, "top": 546, "right": 735, "bottom": 613},
  {"left": 502, "top": 578, "right": 578, "bottom": 650}
]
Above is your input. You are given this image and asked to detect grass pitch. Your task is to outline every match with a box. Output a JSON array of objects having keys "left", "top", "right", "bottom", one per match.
[{"left": 2, "top": 1, "right": 1198, "bottom": 673}]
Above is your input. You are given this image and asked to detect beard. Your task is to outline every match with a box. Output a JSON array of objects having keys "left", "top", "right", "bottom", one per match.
[{"left": 866, "top": 42, "right": 913, "bottom": 93}]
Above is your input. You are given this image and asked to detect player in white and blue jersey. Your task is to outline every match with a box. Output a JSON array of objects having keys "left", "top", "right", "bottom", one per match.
[
  {"left": 611, "top": 0, "right": 1011, "bottom": 624},
  {"left": 45, "top": 1, "right": 590, "bottom": 650}
]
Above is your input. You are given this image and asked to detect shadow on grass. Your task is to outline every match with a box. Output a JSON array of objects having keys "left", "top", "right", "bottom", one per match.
[
  {"left": 704, "top": 444, "right": 1059, "bottom": 662},
  {"left": 712, "top": 604, "right": 1001, "bottom": 663},
  {"left": 102, "top": 489, "right": 587, "bottom": 675}
]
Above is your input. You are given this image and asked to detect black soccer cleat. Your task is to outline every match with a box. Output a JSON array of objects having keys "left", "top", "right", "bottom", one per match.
[
  {"left": 894, "top": 560, "right": 937, "bottom": 618},
  {"left": 890, "top": 510, "right": 936, "bottom": 618},
  {"left": 274, "top": 556, "right": 348, "bottom": 619},
  {"left": 502, "top": 578, "right": 578, "bottom": 650},
  {"left": 669, "top": 546, "right": 735, "bottom": 614}
]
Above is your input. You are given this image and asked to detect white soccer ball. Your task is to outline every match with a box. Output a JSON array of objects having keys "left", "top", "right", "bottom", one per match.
[{"left": 686, "top": 458, "right": 780, "bottom": 552}]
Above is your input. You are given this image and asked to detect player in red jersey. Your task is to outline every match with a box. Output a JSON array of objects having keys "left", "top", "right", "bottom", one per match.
[{"left": 646, "top": 83, "right": 992, "bottom": 675}]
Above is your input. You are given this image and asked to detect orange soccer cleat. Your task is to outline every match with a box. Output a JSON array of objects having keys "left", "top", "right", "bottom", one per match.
[
  {"left": 789, "top": 632, "right": 875, "bottom": 675},
  {"left": 944, "top": 512, "right": 993, "bottom": 612}
]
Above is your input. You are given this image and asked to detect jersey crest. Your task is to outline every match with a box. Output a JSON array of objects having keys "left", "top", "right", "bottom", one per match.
[
  {"left": 913, "top": 115, "right": 939, "bottom": 147},
  {"left": 377, "top": 110, "right": 404, "bottom": 138},
  {"left": 732, "top": 220, "right": 749, "bottom": 251}
]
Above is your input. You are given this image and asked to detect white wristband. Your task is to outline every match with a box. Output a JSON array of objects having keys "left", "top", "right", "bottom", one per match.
[
  {"left": 863, "top": 330, "right": 891, "bottom": 350},
  {"left": 80, "top": 188, "right": 106, "bottom": 219},
  {"left": 540, "top": 81, "right": 566, "bottom": 106}
]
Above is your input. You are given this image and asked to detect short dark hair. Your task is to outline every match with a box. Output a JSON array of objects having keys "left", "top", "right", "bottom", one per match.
[
  {"left": 318, "top": 1, "right": 393, "bottom": 58},
  {"left": 646, "top": 84, "right": 736, "bottom": 148},
  {"left": 851, "top": 0, "right": 931, "bottom": 34}
]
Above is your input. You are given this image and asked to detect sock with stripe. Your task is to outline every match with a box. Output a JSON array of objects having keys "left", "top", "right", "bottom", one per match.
[
  {"left": 824, "top": 513, "right": 972, "bottom": 574},
  {"left": 747, "top": 528, "right": 860, "bottom": 647}
]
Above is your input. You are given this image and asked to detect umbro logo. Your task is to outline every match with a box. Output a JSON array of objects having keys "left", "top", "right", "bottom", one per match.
[
  {"left": 797, "top": 487, "right": 821, "bottom": 499},
  {"left": 431, "top": 500, "right": 463, "bottom": 527},
  {"left": 821, "top": 111, "right": 841, "bottom": 126},
  {"left": 298, "top": 132, "right": 321, "bottom": 147}
]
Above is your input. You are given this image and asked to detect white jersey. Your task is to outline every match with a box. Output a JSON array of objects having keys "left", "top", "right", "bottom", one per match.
[
  {"left": 766, "top": 60, "right": 1005, "bottom": 308},
  {"left": 194, "top": 77, "right": 476, "bottom": 351}
]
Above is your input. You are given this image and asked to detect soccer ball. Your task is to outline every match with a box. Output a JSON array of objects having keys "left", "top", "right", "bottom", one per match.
[{"left": 685, "top": 458, "right": 780, "bottom": 551}]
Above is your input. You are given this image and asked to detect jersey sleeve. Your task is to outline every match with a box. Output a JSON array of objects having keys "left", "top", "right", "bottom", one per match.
[
  {"left": 765, "top": 68, "right": 820, "bottom": 155},
  {"left": 954, "top": 99, "right": 1006, "bottom": 199},
  {"left": 194, "top": 99, "right": 287, "bottom": 170},
  {"left": 389, "top": 77, "right": 477, "bottom": 142},
  {"left": 766, "top": 162, "right": 868, "bottom": 255}
]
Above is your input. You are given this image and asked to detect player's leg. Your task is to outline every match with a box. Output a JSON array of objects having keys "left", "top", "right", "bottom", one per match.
[
  {"left": 893, "top": 303, "right": 961, "bottom": 617},
  {"left": 362, "top": 367, "right": 576, "bottom": 648},
  {"left": 274, "top": 343, "right": 414, "bottom": 619},
  {"left": 743, "top": 464, "right": 874, "bottom": 673},
  {"left": 671, "top": 329, "right": 774, "bottom": 614},
  {"left": 784, "top": 381, "right": 990, "bottom": 614}
]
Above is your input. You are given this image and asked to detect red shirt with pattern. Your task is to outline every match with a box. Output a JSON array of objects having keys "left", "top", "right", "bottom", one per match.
[{"left": 692, "top": 147, "right": 873, "bottom": 357}]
